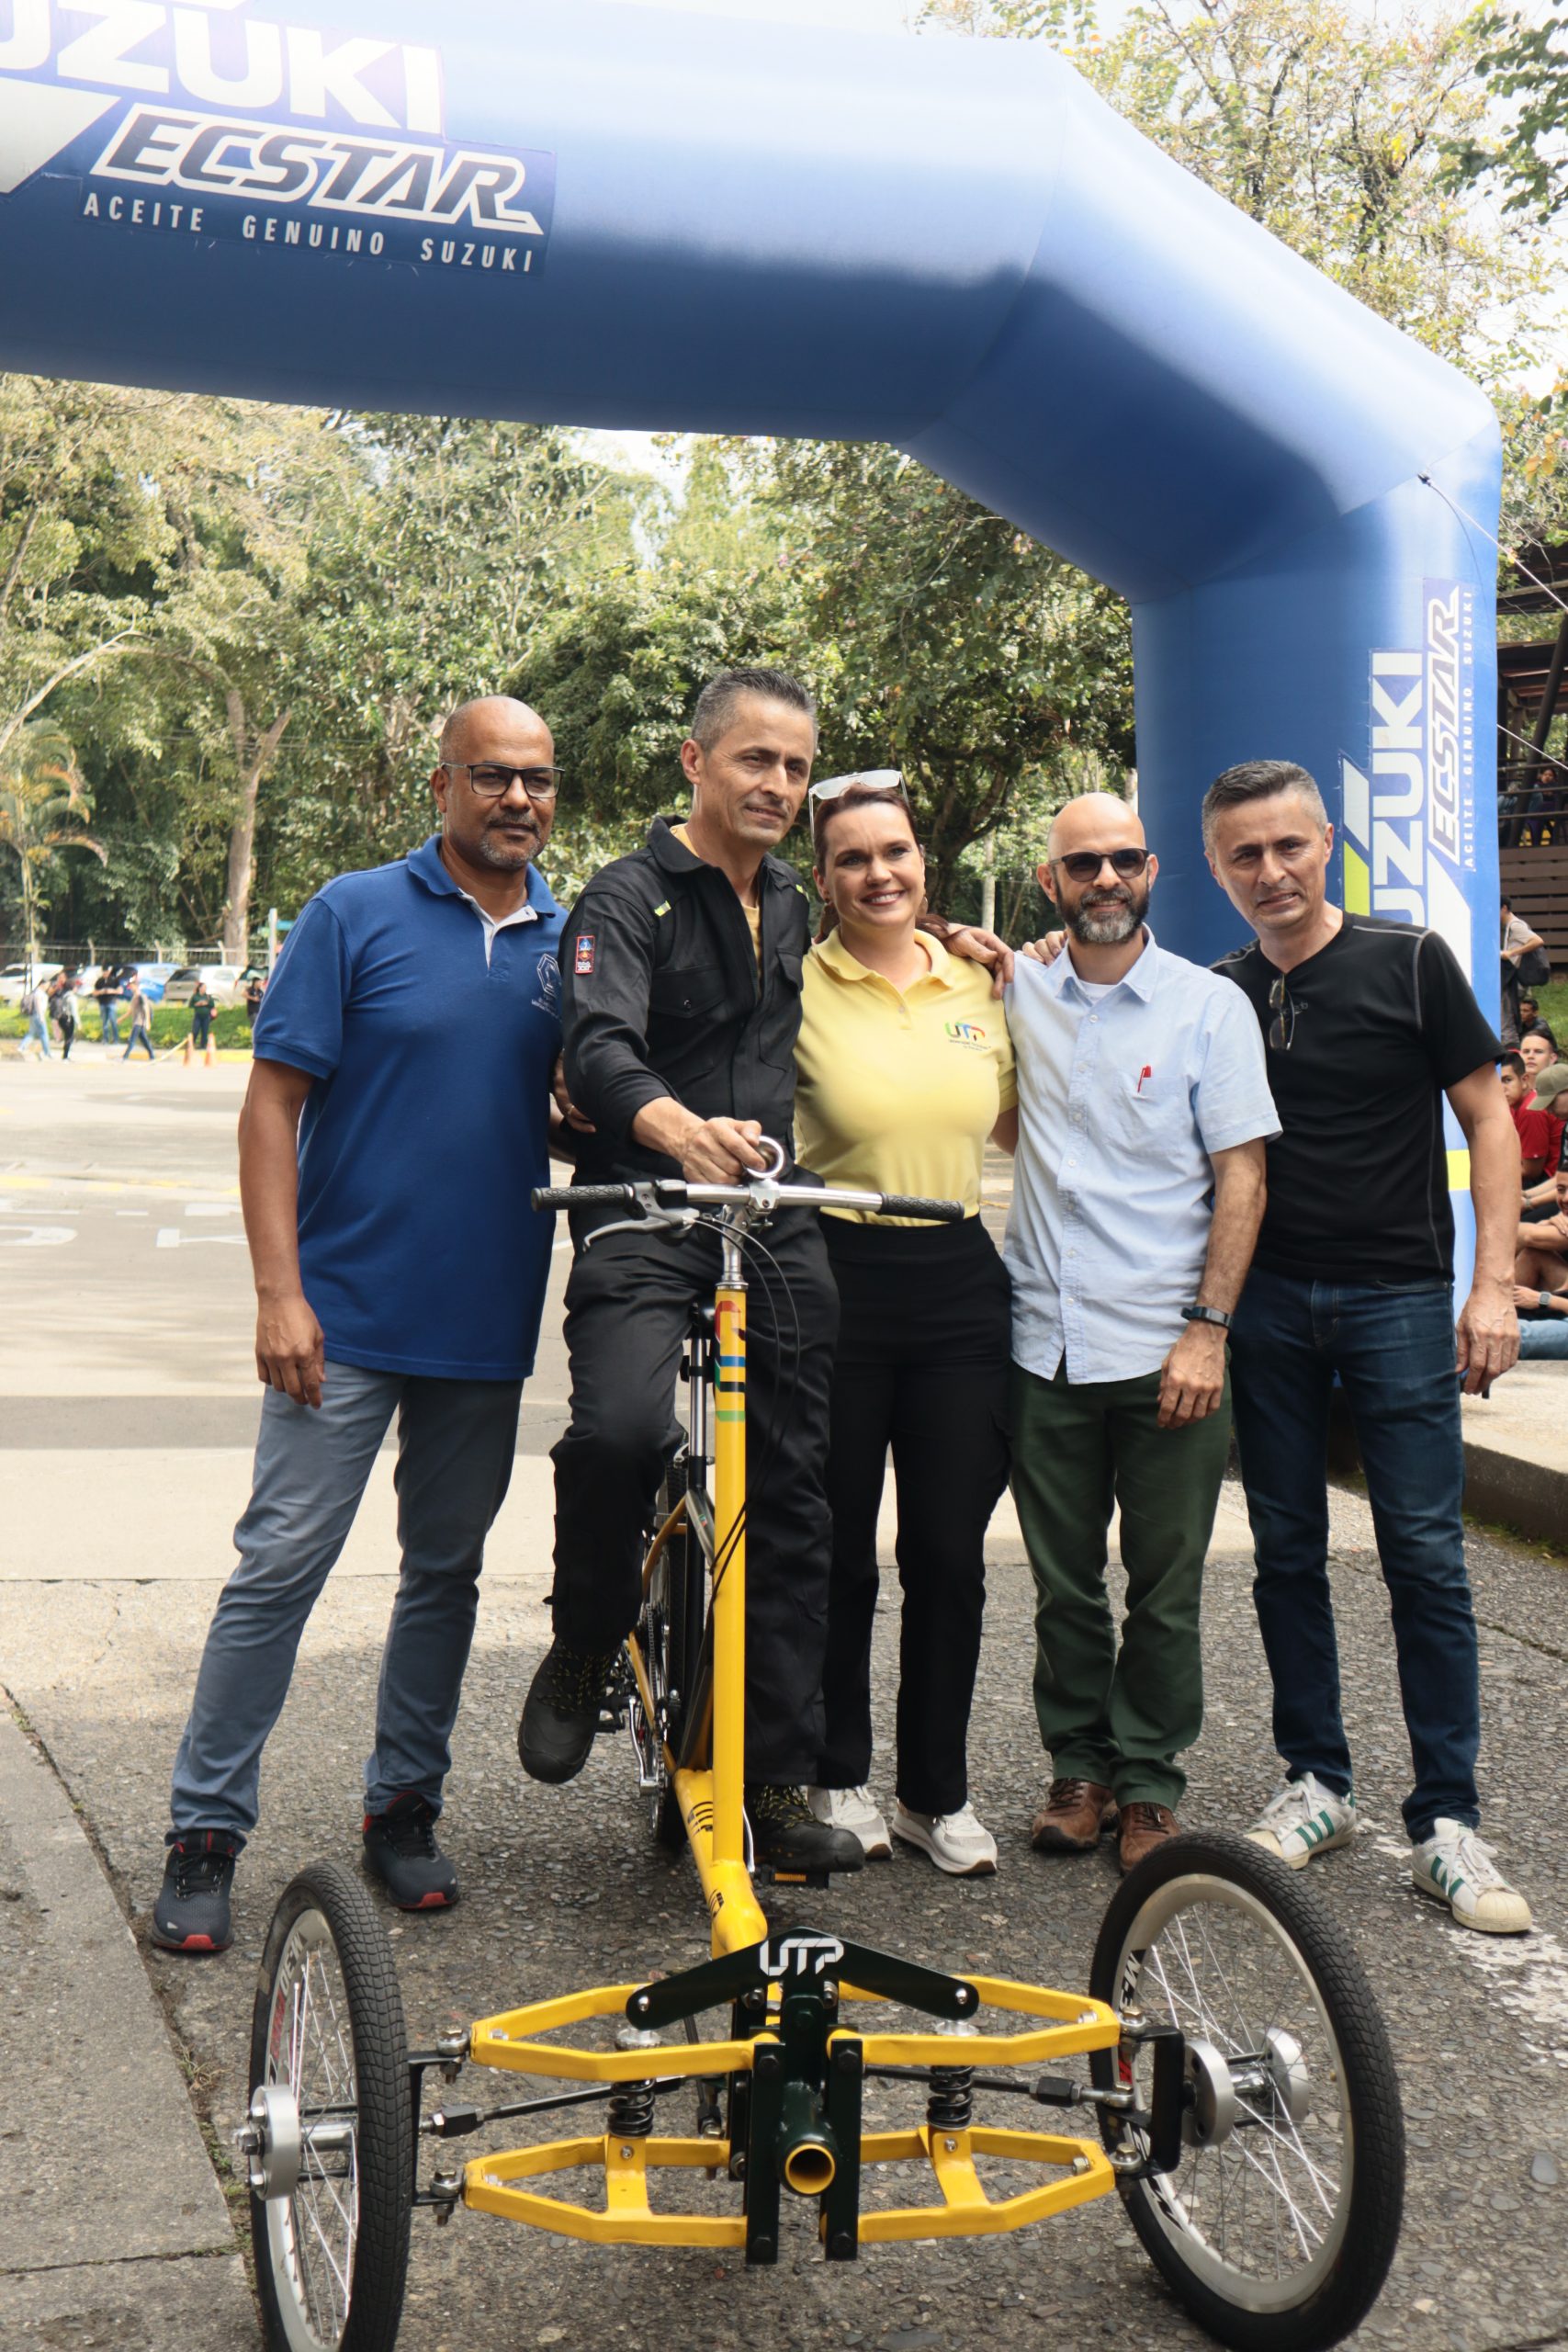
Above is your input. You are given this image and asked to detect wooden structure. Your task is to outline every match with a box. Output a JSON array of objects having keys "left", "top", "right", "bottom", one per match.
[{"left": 1497, "top": 543, "right": 1567, "bottom": 975}]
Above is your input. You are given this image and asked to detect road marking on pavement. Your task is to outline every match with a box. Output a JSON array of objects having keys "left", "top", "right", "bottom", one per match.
[
  {"left": 115, "top": 1209, "right": 149, "bottom": 1217},
  {"left": 155, "top": 1227, "right": 247, "bottom": 1249},
  {"left": 0, "top": 1223, "right": 74, "bottom": 1246},
  {"left": 185, "top": 1204, "right": 240, "bottom": 1218}
]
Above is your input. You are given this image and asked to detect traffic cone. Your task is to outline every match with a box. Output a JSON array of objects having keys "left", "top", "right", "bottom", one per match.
[
  {"left": 181, "top": 1033, "right": 193, "bottom": 1067},
  {"left": 204, "top": 1034, "right": 216, "bottom": 1068}
]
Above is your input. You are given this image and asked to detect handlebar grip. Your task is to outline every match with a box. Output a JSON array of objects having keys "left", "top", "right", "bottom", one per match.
[
  {"left": 530, "top": 1185, "right": 638, "bottom": 1211},
  {"left": 875, "top": 1195, "right": 967, "bottom": 1224}
]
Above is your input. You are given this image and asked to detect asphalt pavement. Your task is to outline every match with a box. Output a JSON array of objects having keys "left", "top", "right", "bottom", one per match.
[{"left": 1, "top": 1055, "right": 1566, "bottom": 2352}]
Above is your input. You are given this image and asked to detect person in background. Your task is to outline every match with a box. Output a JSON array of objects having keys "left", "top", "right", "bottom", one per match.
[
  {"left": 243, "top": 973, "right": 266, "bottom": 1027},
  {"left": 151, "top": 695, "right": 567, "bottom": 1954},
  {"left": 92, "top": 966, "right": 120, "bottom": 1043},
  {"left": 19, "top": 979, "right": 51, "bottom": 1057},
  {"left": 189, "top": 977, "right": 216, "bottom": 1054},
  {"left": 1519, "top": 1029, "right": 1566, "bottom": 1097},
  {"left": 1501, "top": 1054, "right": 1555, "bottom": 1184},
  {"left": 122, "top": 978, "right": 154, "bottom": 1060},
  {"left": 1516, "top": 1166, "right": 1568, "bottom": 1309},
  {"left": 47, "top": 970, "right": 77, "bottom": 1061},
  {"left": 1009, "top": 793, "right": 1276, "bottom": 1873},
  {"left": 796, "top": 775, "right": 1016, "bottom": 1876},
  {"left": 1500, "top": 897, "right": 1547, "bottom": 1046},
  {"left": 1203, "top": 759, "right": 1530, "bottom": 1935}
]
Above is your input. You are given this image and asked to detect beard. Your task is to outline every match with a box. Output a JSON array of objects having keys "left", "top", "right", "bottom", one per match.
[
  {"left": 474, "top": 816, "right": 540, "bottom": 870},
  {"left": 1066, "top": 878, "right": 1150, "bottom": 945}
]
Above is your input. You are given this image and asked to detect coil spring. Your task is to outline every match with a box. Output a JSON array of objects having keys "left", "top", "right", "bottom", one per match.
[
  {"left": 608, "top": 2079, "right": 657, "bottom": 2139},
  {"left": 926, "top": 2065, "right": 975, "bottom": 2131}
]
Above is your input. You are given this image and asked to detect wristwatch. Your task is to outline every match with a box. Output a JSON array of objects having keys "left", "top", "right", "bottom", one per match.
[
  {"left": 1183, "top": 1306, "right": 1234, "bottom": 1332},
  {"left": 1543, "top": 1293, "right": 1558, "bottom": 1314}
]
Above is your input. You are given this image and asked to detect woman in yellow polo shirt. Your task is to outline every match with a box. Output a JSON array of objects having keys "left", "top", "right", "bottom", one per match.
[{"left": 797, "top": 776, "right": 1017, "bottom": 1876}]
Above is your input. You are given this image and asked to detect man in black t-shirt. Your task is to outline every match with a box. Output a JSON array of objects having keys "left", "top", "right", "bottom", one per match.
[{"left": 1204, "top": 759, "right": 1530, "bottom": 1935}]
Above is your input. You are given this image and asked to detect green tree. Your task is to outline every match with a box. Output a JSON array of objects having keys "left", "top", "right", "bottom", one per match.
[
  {"left": 759, "top": 438, "right": 1134, "bottom": 904},
  {"left": 1446, "top": 0, "right": 1568, "bottom": 222},
  {"left": 0, "top": 722, "right": 104, "bottom": 967}
]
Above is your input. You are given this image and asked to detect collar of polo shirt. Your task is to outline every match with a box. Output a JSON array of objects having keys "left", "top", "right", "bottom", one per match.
[{"left": 815, "top": 925, "right": 961, "bottom": 989}]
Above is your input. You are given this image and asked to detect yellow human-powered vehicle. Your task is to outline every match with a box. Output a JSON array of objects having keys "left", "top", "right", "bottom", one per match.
[{"left": 239, "top": 1149, "right": 1405, "bottom": 2352}]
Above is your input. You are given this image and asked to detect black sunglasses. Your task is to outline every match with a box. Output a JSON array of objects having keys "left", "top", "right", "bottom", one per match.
[
  {"left": 1269, "top": 973, "right": 1297, "bottom": 1052},
  {"left": 1053, "top": 847, "right": 1151, "bottom": 885}
]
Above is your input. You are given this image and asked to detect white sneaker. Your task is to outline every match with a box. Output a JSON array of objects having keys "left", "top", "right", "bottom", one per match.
[
  {"left": 1412, "top": 1819, "right": 1532, "bottom": 1935},
  {"left": 805, "top": 1784, "right": 891, "bottom": 1860},
  {"left": 892, "top": 1802, "right": 998, "bottom": 1877},
  {"left": 1246, "top": 1773, "right": 1357, "bottom": 1871}
]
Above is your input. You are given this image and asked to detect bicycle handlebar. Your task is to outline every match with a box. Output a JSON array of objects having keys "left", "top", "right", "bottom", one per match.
[{"left": 531, "top": 1177, "right": 965, "bottom": 1224}]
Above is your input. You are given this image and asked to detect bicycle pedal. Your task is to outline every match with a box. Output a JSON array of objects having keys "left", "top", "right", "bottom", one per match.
[{"left": 757, "top": 1866, "right": 832, "bottom": 1890}]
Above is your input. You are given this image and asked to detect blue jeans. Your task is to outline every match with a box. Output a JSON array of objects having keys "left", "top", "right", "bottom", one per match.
[
  {"left": 100, "top": 1004, "right": 119, "bottom": 1041},
  {"left": 25, "top": 1013, "right": 50, "bottom": 1057},
  {"left": 122, "top": 1022, "right": 153, "bottom": 1058},
  {"left": 169, "top": 1362, "right": 521, "bottom": 1842},
  {"left": 1229, "top": 1267, "right": 1479, "bottom": 1840},
  {"left": 1519, "top": 1315, "right": 1568, "bottom": 1359}
]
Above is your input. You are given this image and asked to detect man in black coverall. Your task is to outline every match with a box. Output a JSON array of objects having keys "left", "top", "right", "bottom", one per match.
[{"left": 519, "top": 667, "right": 862, "bottom": 1875}]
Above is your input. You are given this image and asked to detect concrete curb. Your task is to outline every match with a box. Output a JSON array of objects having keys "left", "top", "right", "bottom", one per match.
[{"left": 0, "top": 1698, "right": 256, "bottom": 2345}]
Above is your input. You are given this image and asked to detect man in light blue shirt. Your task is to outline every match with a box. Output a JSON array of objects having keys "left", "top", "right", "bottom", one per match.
[{"left": 1005, "top": 794, "right": 1278, "bottom": 1872}]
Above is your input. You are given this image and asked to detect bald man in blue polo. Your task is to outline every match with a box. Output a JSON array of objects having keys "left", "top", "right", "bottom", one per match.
[{"left": 152, "top": 697, "right": 566, "bottom": 1953}]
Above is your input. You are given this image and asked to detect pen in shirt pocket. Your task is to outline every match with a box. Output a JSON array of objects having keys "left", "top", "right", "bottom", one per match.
[{"left": 1136, "top": 1065, "right": 1153, "bottom": 1094}]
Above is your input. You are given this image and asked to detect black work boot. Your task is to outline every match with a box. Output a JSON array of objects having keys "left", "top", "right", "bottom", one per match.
[
  {"left": 747, "top": 1783, "right": 864, "bottom": 1875},
  {"left": 151, "top": 1831, "right": 240, "bottom": 1954},
  {"left": 363, "top": 1794, "right": 459, "bottom": 1910},
  {"left": 518, "top": 1638, "right": 622, "bottom": 1784}
]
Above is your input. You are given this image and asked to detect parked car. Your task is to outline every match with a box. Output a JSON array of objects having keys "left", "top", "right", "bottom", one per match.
[
  {"left": 0, "top": 962, "right": 62, "bottom": 1004},
  {"left": 127, "top": 963, "right": 178, "bottom": 1004},
  {"left": 162, "top": 963, "right": 265, "bottom": 1008}
]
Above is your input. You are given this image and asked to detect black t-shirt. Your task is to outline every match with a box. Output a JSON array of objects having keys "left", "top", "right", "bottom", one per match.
[{"left": 1213, "top": 916, "right": 1501, "bottom": 1283}]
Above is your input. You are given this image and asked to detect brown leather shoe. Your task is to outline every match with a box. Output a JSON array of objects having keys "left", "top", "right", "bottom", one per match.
[
  {"left": 1119, "top": 1801, "right": 1180, "bottom": 1871},
  {"left": 1031, "top": 1779, "right": 1118, "bottom": 1854}
]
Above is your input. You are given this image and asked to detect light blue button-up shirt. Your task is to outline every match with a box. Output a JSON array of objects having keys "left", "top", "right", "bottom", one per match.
[{"left": 1004, "top": 929, "right": 1280, "bottom": 1384}]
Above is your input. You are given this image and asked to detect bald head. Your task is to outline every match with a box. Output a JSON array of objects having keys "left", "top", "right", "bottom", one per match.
[
  {"left": 439, "top": 695, "right": 551, "bottom": 766},
  {"left": 1045, "top": 792, "right": 1145, "bottom": 862}
]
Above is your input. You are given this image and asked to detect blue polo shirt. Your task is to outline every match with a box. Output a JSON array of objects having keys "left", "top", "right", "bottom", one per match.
[{"left": 253, "top": 837, "right": 564, "bottom": 1380}]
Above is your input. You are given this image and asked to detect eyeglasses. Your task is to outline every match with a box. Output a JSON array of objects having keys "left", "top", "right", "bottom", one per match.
[
  {"left": 1052, "top": 847, "right": 1150, "bottom": 885},
  {"left": 809, "top": 769, "right": 908, "bottom": 805},
  {"left": 1268, "top": 973, "right": 1297, "bottom": 1052},
  {"left": 440, "top": 762, "right": 562, "bottom": 803}
]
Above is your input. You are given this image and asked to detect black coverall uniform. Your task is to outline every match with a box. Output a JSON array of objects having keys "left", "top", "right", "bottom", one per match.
[{"left": 552, "top": 817, "right": 839, "bottom": 1783}]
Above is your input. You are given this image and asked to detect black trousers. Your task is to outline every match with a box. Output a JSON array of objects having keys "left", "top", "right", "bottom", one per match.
[
  {"left": 551, "top": 1211, "right": 840, "bottom": 1782},
  {"left": 817, "top": 1217, "right": 1012, "bottom": 1817}
]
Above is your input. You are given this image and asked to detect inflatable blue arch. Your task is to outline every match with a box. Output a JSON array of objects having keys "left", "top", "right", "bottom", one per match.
[{"left": 0, "top": 2, "right": 1499, "bottom": 978}]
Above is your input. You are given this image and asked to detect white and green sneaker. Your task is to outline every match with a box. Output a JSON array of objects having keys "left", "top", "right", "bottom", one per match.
[
  {"left": 1411, "top": 1820, "right": 1532, "bottom": 1935},
  {"left": 1245, "top": 1773, "right": 1357, "bottom": 1871}
]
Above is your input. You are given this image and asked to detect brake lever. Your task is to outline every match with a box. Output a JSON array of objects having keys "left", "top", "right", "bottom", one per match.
[{"left": 582, "top": 1209, "right": 702, "bottom": 1250}]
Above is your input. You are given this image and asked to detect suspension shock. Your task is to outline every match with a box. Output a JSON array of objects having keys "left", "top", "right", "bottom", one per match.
[
  {"left": 608, "top": 2080, "right": 658, "bottom": 2138},
  {"left": 926, "top": 2066, "right": 975, "bottom": 2132}
]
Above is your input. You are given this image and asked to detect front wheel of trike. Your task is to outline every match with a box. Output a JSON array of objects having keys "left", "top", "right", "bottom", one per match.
[
  {"left": 1089, "top": 1830, "right": 1404, "bottom": 2352},
  {"left": 247, "top": 1860, "right": 414, "bottom": 2352}
]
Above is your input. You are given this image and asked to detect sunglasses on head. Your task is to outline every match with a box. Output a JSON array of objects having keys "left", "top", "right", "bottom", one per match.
[
  {"left": 1053, "top": 847, "right": 1151, "bottom": 885},
  {"left": 809, "top": 769, "right": 908, "bottom": 805}
]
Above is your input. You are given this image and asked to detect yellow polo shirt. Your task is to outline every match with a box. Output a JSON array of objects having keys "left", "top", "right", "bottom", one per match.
[{"left": 795, "top": 929, "right": 1016, "bottom": 1222}]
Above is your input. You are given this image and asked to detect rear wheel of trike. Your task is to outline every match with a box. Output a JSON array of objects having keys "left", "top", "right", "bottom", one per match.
[
  {"left": 1089, "top": 1830, "right": 1404, "bottom": 2352},
  {"left": 248, "top": 1860, "right": 414, "bottom": 2352}
]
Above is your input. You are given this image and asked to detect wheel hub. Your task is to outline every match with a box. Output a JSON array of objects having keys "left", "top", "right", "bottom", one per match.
[{"left": 236, "top": 2082, "right": 302, "bottom": 2199}]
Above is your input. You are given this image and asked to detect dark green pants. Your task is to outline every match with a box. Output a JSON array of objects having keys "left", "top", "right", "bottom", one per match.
[{"left": 1010, "top": 1363, "right": 1231, "bottom": 1810}]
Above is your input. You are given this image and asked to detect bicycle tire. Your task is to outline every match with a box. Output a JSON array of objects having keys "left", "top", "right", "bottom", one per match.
[
  {"left": 250, "top": 1860, "right": 414, "bottom": 2352},
  {"left": 1089, "top": 1830, "right": 1404, "bottom": 2352},
  {"left": 637, "top": 1464, "right": 708, "bottom": 1852}
]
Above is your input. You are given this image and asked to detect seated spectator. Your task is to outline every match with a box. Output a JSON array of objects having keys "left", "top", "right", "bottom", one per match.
[
  {"left": 1518, "top": 993, "right": 1543, "bottom": 1035},
  {"left": 1501, "top": 1055, "right": 1554, "bottom": 1182},
  {"left": 1517, "top": 1294, "right": 1568, "bottom": 1357},
  {"left": 1516, "top": 1167, "right": 1568, "bottom": 1304}
]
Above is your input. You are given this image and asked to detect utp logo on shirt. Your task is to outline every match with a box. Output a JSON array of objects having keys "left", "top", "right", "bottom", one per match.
[
  {"left": 945, "top": 1021, "right": 987, "bottom": 1050},
  {"left": 574, "top": 937, "right": 595, "bottom": 977}
]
